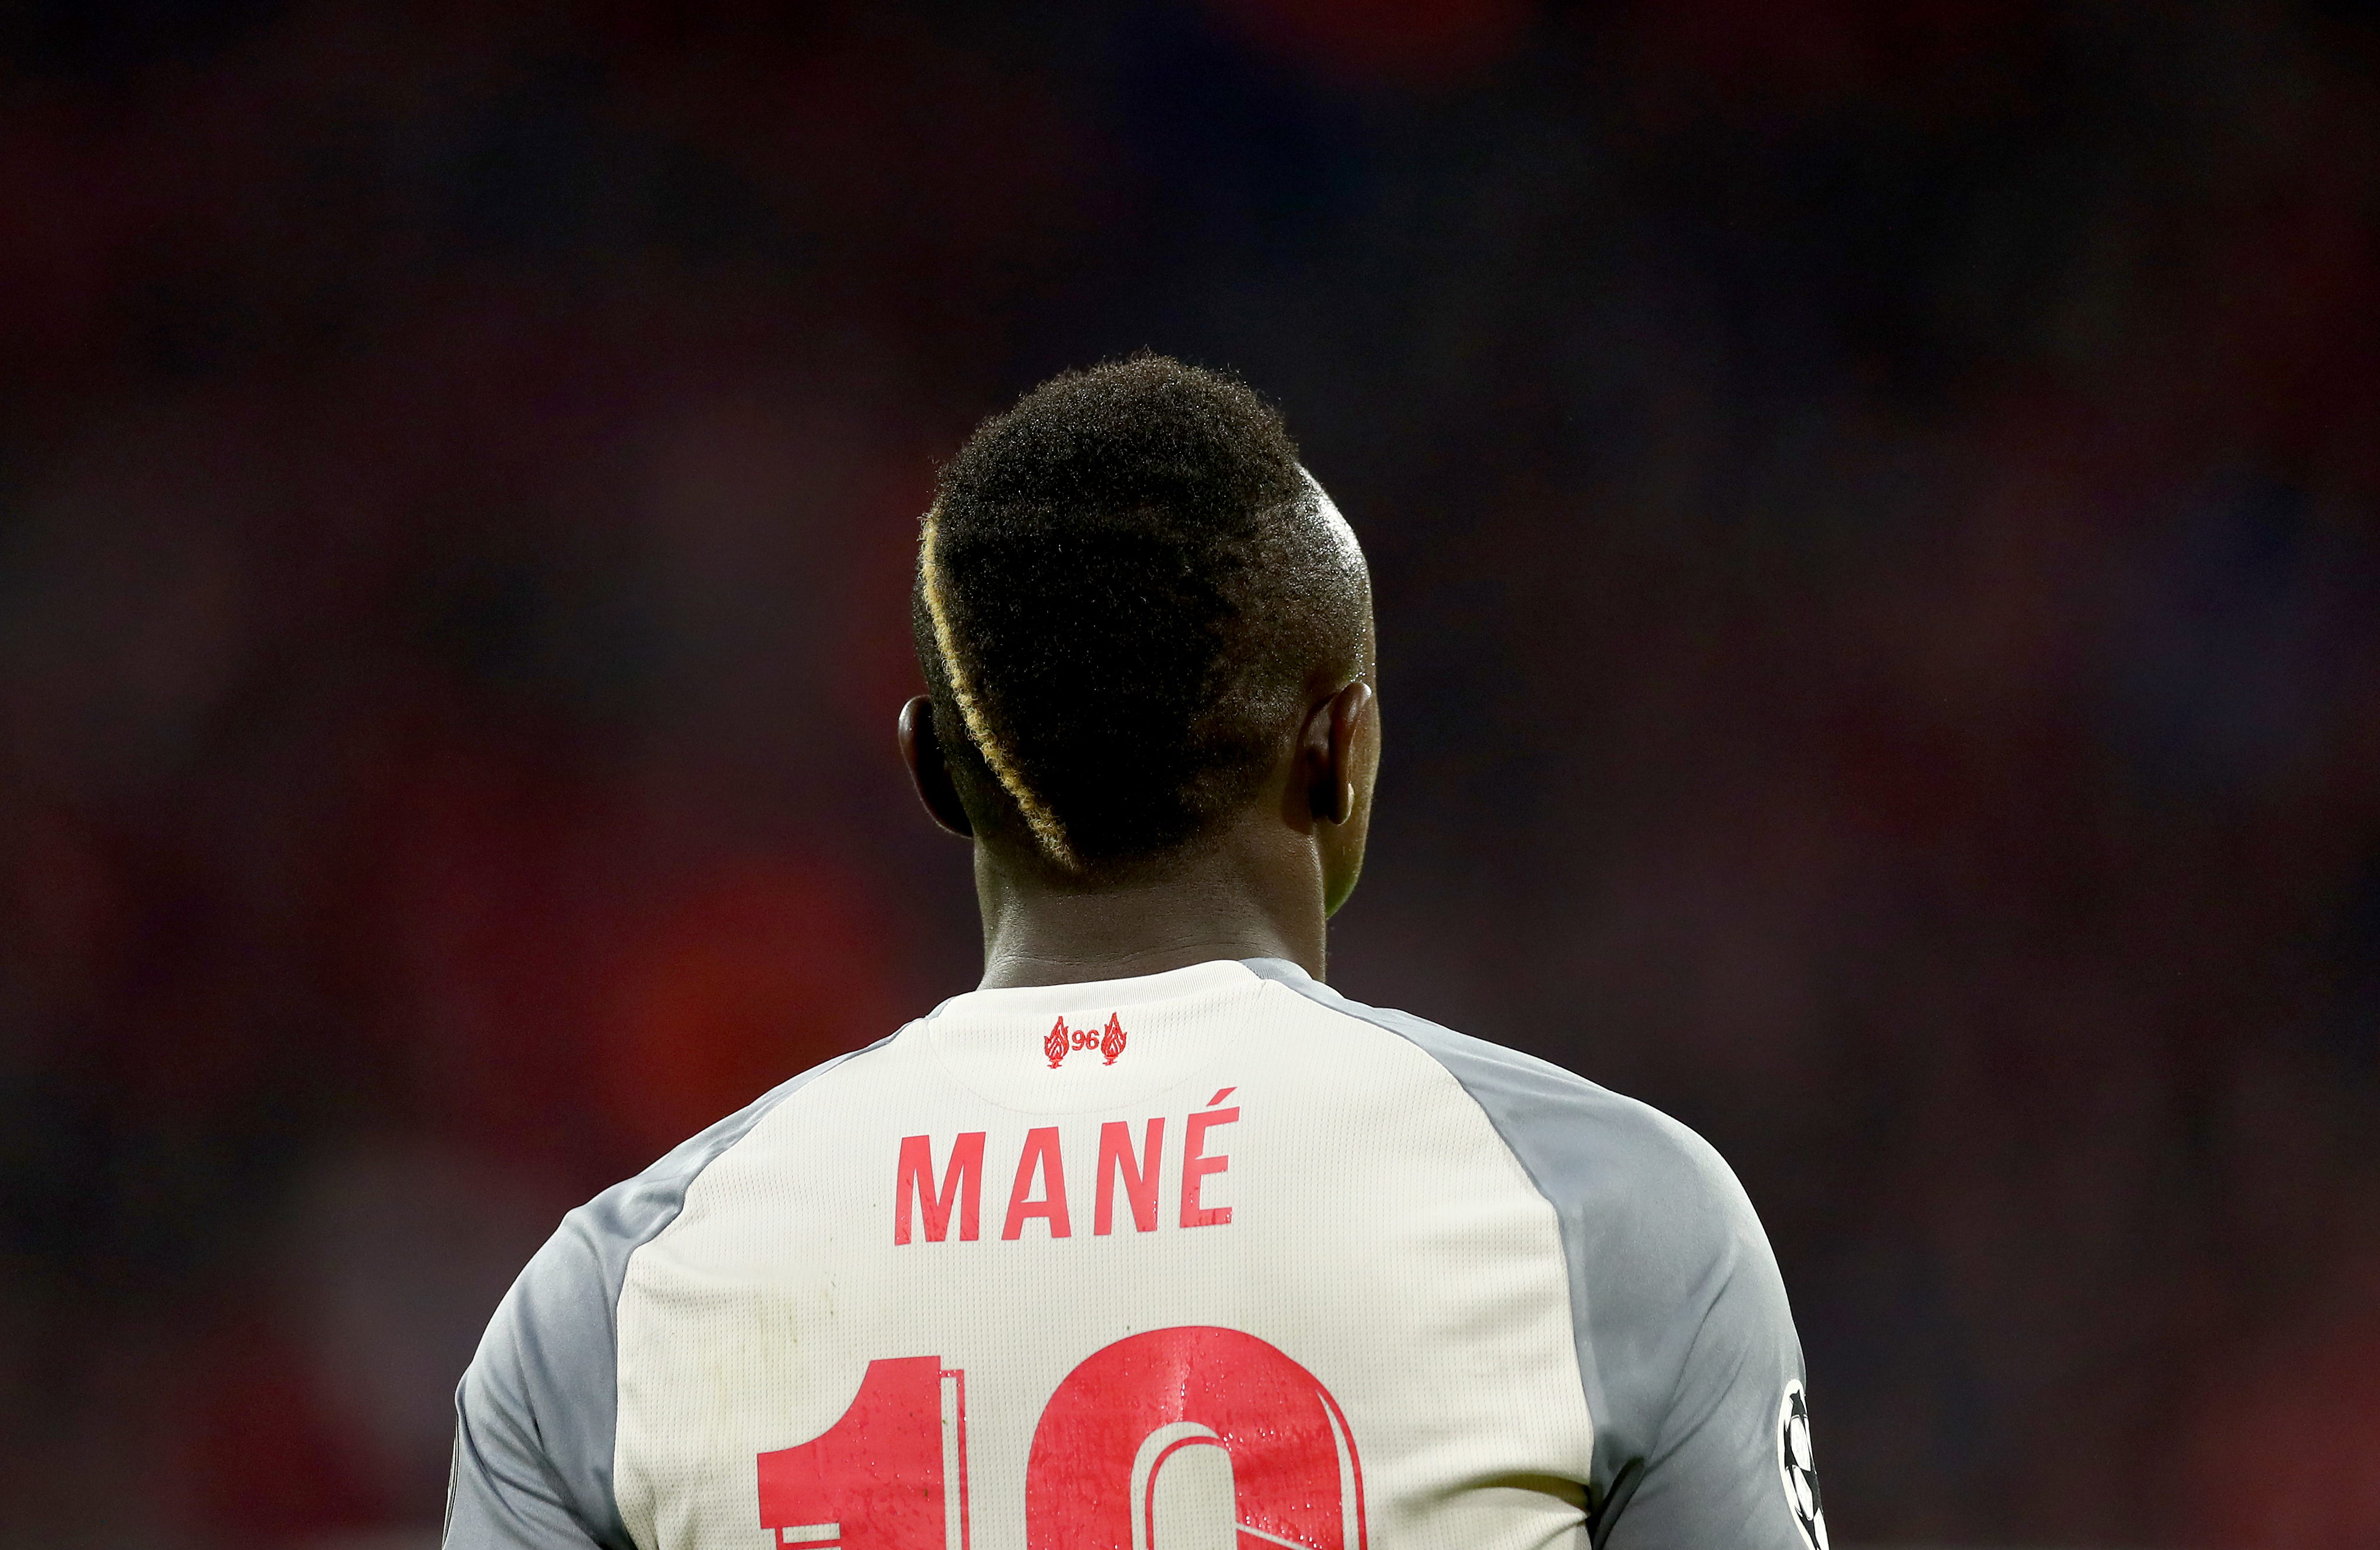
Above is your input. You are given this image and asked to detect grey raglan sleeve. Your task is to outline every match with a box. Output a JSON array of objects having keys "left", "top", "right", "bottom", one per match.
[
  {"left": 445, "top": 1208, "right": 630, "bottom": 1550},
  {"left": 1551, "top": 1101, "right": 1810, "bottom": 1550},
  {"left": 1392, "top": 1025, "right": 1814, "bottom": 1549},
  {"left": 1244, "top": 966, "right": 1819, "bottom": 1550}
]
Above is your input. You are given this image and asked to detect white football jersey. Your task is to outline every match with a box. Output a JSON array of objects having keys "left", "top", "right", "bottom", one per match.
[{"left": 446, "top": 959, "right": 1826, "bottom": 1550}]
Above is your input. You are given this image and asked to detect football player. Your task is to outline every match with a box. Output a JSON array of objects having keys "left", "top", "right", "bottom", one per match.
[{"left": 445, "top": 355, "right": 1827, "bottom": 1550}]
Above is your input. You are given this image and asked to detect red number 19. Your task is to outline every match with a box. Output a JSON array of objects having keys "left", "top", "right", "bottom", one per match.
[{"left": 756, "top": 1327, "right": 1366, "bottom": 1550}]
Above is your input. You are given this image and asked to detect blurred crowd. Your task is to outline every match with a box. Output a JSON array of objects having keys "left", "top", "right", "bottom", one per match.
[{"left": 1, "top": 1, "right": 2376, "bottom": 1545}]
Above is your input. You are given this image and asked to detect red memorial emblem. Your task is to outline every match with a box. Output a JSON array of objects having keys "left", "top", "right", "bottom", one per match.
[{"left": 1044, "top": 1014, "right": 1128, "bottom": 1069}]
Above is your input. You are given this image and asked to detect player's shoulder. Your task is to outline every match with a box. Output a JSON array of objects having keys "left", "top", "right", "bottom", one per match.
[
  {"left": 454, "top": 1029, "right": 913, "bottom": 1546},
  {"left": 1245, "top": 958, "right": 1758, "bottom": 1233},
  {"left": 471, "top": 1030, "right": 909, "bottom": 1384}
]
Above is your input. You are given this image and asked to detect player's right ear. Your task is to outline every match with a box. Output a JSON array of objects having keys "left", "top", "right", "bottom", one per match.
[{"left": 899, "top": 696, "right": 976, "bottom": 840}]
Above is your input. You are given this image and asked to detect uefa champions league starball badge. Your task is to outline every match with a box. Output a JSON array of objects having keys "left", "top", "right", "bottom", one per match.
[{"left": 1778, "top": 1381, "right": 1829, "bottom": 1550}]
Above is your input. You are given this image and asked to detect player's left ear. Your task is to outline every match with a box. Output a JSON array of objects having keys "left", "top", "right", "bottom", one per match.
[{"left": 898, "top": 696, "right": 975, "bottom": 840}]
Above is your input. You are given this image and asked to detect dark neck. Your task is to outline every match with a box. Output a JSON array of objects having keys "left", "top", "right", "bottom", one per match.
[{"left": 970, "top": 809, "right": 1326, "bottom": 989}]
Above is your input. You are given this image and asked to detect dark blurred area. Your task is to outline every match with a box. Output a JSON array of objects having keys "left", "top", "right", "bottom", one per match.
[{"left": 1, "top": 0, "right": 2375, "bottom": 1545}]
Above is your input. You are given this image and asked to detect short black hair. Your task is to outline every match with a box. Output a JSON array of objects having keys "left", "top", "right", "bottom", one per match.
[{"left": 914, "top": 354, "right": 1369, "bottom": 871}]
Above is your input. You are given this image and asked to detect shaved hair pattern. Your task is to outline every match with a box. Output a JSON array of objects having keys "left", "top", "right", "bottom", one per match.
[
  {"left": 913, "top": 354, "right": 1369, "bottom": 870},
  {"left": 916, "top": 503, "right": 1081, "bottom": 868}
]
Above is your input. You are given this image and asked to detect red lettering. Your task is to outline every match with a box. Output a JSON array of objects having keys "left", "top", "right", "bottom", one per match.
[
  {"left": 1001, "top": 1127, "right": 1072, "bottom": 1240},
  {"left": 896, "top": 1132, "right": 984, "bottom": 1244},
  {"left": 1180, "top": 1107, "right": 1238, "bottom": 1227},
  {"left": 757, "top": 1356, "right": 963, "bottom": 1549},
  {"left": 1025, "top": 1327, "right": 1366, "bottom": 1549},
  {"left": 1093, "top": 1118, "right": 1163, "bottom": 1236},
  {"left": 755, "top": 1330, "right": 1365, "bottom": 1549}
]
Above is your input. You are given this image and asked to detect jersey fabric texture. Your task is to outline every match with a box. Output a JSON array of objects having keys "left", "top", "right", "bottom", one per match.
[{"left": 445, "top": 958, "right": 1821, "bottom": 1550}]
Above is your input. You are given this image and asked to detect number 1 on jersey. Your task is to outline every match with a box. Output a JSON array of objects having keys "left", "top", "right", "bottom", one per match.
[{"left": 757, "top": 1357, "right": 970, "bottom": 1550}]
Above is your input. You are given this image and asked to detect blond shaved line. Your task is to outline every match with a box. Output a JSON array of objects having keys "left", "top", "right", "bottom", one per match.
[{"left": 918, "top": 506, "right": 1081, "bottom": 870}]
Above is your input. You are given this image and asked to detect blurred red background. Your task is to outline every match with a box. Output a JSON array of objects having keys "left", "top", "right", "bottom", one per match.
[{"left": 1, "top": 1, "right": 2376, "bottom": 1545}]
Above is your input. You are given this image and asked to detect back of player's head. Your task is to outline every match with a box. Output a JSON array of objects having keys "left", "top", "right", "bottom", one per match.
[{"left": 914, "top": 354, "right": 1370, "bottom": 872}]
